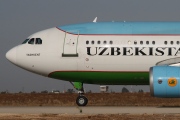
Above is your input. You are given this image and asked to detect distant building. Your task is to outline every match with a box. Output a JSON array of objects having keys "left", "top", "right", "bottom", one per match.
[
  {"left": 122, "top": 87, "right": 129, "bottom": 93},
  {"left": 41, "top": 90, "right": 48, "bottom": 93},
  {"left": 100, "top": 86, "right": 109, "bottom": 93},
  {"left": 66, "top": 89, "right": 75, "bottom": 93},
  {"left": 52, "top": 90, "right": 60, "bottom": 93}
]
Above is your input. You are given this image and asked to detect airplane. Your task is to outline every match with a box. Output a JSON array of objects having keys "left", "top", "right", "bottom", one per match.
[{"left": 6, "top": 18, "right": 180, "bottom": 106}]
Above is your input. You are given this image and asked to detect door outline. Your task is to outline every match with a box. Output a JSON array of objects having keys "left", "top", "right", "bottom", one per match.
[{"left": 62, "top": 31, "right": 79, "bottom": 57}]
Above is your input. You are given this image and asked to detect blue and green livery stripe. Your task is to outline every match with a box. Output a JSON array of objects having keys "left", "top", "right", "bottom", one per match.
[{"left": 48, "top": 71, "right": 149, "bottom": 85}]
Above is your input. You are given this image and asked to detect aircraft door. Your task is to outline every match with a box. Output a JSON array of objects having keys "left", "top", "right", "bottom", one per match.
[{"left": 62, "top": 31, "right": 79, "bottom": 57}]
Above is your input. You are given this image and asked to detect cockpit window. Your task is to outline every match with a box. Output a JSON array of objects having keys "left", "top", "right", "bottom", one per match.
[
  {"left": 28, "top": 38, "right": 35, "bottom": 44},
  {"left": 22, "top": 39, "right": 29, "bottom": 44},
  {"left": 23, "top": 38, "right": 42, "bottom": 45},
  {"left": 36, "top": 38, "right": 42, "bottom": 44}
]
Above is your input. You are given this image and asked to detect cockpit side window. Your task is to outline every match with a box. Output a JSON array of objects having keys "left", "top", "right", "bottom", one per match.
[
  {"left": 22, "top": 39, "right": 29, "bottom": 44},
  {"left": 36, "top": 38, "right": 42, "bottom": 44},
  {"left": 28, "top": 38, "right": 35, "bottom": 44}
]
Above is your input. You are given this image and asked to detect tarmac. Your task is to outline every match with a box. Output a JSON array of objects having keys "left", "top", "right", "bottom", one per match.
[{"left": 0, "top": 106, "right": 180, "bottom": 114}]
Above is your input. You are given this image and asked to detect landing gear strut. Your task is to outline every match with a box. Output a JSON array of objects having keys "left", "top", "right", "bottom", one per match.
[{"left": 71, "top": 82, "right": 88, "bottom": 106}]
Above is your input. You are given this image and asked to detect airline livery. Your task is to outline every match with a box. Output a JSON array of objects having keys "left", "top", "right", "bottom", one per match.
[{"left": 6, "top": 18, "right": 180, "bottom": 106}]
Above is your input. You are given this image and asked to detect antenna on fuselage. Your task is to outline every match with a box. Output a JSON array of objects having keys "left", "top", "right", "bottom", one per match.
[{"left": 93, "top": 17, "right": 97, "bottom": 23}]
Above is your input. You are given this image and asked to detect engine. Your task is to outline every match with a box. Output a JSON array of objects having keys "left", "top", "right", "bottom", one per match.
[{"left": 150, "top": 66, "right": 180, "bottom": 98}]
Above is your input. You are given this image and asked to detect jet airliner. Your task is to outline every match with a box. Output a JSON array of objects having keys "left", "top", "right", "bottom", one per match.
[{"left": 6, "top": 19, "right": 180, "bottom": 106}]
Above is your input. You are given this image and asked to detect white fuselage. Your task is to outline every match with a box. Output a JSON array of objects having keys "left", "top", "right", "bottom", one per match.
[
  {"left": 7, "top": 28, "right": 180, "bottom": 75},
  {"left": 6, "top": 22, "right": 180, "bottom": 85}
]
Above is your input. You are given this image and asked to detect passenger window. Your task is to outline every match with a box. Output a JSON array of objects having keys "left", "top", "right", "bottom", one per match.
[
  {"left": 110, "top": 41, "right": 113, "bottom": 44},
  {"left": 134, "top": 41, "right": 137, "bottom": 45},
  {"left": 140, "top": 41, "right": 143, "bottom": 45},
  {"left": 152, "top": 41, "right": 155, "bottom": 45},
  {"left": 170, "top": 41, "right": 173, "bottom": 45},
  {"left": 86, "top": 41, "right": 89, "bottom": 44},
  {"left": 164, "top": 41, "right": 167, "bottom": 45},
  {"left": 36, "top": 38, "right": 42, "bottom": 44},
  {"left": 177, "top": 41, "right": 179, "bottom": 45},
  {"left": 28, "top": 38, "right": 34, "bottom": 44},
  {"left": 98, "top": 41, "right": 101, "bottom": 44},
  {"left": 146, "top": 41, "right": 149, "bottom": 45},
  {"left": 22, "top": 39, "right": 29, "bottom": 44}
]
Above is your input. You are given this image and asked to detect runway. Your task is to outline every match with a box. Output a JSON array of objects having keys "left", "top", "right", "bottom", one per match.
[{"left": 0, "top": 106, "right": 180, "bottom": 114}]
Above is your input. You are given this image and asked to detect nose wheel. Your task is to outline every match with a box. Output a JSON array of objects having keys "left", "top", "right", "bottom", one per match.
[
  {"left": 76, "top": 95, "right": 88, "bottom": 106},
  {"left": 70, "top": 82, "right": 88, "bottom": 106}
]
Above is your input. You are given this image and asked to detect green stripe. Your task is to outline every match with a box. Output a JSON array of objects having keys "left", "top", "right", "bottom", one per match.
[{"left": 49, "top": 71, "right": 149, "bottom": 85}]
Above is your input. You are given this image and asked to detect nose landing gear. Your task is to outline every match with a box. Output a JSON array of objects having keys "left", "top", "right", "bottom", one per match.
[{"left": 71, "top": 82, "right": 88, "bottom": 106}]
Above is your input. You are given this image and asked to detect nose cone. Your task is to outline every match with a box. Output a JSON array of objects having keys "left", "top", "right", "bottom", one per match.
[{"left": 6, "top": 47, "right": 17, "bottom": 64}]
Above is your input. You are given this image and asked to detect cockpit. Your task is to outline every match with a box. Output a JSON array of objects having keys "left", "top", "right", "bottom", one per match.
[{"left": 22, "top": 38, "right": 42, "bottom": 45}]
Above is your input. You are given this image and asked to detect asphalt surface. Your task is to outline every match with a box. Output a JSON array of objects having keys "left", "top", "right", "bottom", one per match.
[{"left": 0, "top": 106, "right": 180, "bottom": 114}]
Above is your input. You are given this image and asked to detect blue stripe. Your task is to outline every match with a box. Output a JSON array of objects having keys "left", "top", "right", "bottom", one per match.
[{"left": 58, "top": 22, "right": 180, "bottom": 35}]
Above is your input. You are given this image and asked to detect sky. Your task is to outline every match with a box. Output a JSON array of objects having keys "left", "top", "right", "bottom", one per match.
[{"left": 1, "top": 0, "right": 180, "bottom": 93}]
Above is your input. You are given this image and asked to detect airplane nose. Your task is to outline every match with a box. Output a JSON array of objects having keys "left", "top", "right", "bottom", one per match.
[{"left": 6, "top": 47, "right": 17, "bottom": 64}]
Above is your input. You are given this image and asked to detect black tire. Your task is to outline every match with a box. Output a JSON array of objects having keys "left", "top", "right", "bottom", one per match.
[{"left": 76, "top": 96, "right": 88, "bottom": 106}]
